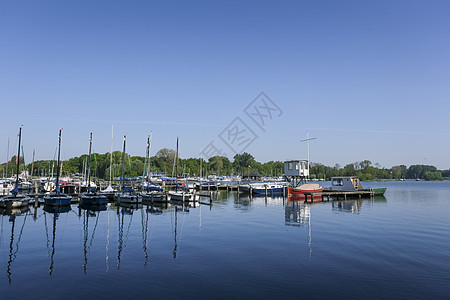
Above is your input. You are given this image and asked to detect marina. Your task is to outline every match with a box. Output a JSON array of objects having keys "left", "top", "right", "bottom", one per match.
[{"left": 0, "top": 180, "right": 449, "bottom": 299}]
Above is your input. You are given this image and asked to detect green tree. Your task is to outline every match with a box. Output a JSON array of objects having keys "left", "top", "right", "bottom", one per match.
[{"left": 233, "top": 152, "right": 256, "bottom": 175}]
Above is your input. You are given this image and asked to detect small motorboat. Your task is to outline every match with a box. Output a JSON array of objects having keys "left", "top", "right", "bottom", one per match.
[{"left": 288, "top": 183, "right": 323, "bottom": 196}]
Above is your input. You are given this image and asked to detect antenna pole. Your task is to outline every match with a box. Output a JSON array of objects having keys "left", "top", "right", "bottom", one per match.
[{"left": 300, "top": 130, "right": 317, "bottom": 181}]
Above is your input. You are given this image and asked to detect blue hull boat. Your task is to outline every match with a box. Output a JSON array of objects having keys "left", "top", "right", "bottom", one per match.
[
  {"left": 44, "top": 194, "right": 72, "bottom": 206},
  {"left": 80, "top": 193, "right": 107, "bottom": 205},
  {"left": 252, "top": 187, "right": 285, "bottom": 195}
]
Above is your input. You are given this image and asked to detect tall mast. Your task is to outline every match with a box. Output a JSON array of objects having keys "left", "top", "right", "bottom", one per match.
[
  {"left": 109, "top": 125, "right": 113, "bottom": 185},
  {"left": 300, "top": 130, "right": 316, "bottom": 181},
  {"left": 55, "top": 129, "right": 62, "bottom": 195},
  {"left": 120, "top": 135, "right": 126, "bottom": 191},
  {"left": 143, "top": 134, "right": 151, "bottom": 184},
  {"left": 176, "top": 137, "right": 179, "bottom": 177},
  {"left": 11, "top": 126, "right": 22, "bottom": 196},
  {"left": 6, "top": 137, "right": 10, "bottom": 178},
  {"left": 175, "top": 137, "right": 179, "bottom": 192},
  {"left": 200, "top": 149, "right": 203, "bottom": 178},
  {"left": 51, "top": 147, "right": 57, "bottom": 180},
  {"left": 86, "top": 133, "right": 93, "bottom": 188},
  {"left": 30, "top": 149, "right": 35, "bottom": 179},
  {"left": 21, "top": 145, "right": 26, "bottom": 180},
  {"left": 15, "top": 126, "right": 22, "bottom": 189},
  {"left": 147, "top": 132, "right": 152, "bottom": 182}
]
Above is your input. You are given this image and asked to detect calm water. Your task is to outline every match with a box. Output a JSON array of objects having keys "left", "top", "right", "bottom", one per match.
[{"left": 1, "top": 181, "right": 449, "bottom": 299}]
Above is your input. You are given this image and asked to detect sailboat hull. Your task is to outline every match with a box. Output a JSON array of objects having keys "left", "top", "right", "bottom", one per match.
[
  {"left": 116, "top": 193, "right": 141, "bottom": 204},
  {"left": 0, "top": 195, "right": 30, "bottom": 208},
  {"left": 80, "top": 193, "right": 107, "bottom": 205},
  {"left": 141, "top": 192, "right": 165, "bottom": 203},
  {"left": 169, "top": 191, "right": 194, "bottom": 202},
  {"left": 44, "top": 194, "right": 72, "bottom": 206}
]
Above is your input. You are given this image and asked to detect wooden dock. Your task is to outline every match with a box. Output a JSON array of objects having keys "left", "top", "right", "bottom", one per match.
[{"left": 294, "top": 190, "right": 376, "bottom": 203}]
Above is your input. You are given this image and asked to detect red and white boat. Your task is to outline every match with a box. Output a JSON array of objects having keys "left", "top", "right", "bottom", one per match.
[{"left": 288, "top": 183, "right": 323, "bottom": 196}]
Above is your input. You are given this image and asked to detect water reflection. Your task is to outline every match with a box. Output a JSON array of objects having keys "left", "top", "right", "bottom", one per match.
[
  {"left": 285, "top": 200, "right": 311, "bottom": 227},
  {"left": 43, "top": 205, "right": 71, "bottom": 276},
  {"left": 285, "top": 200, "right": 312, "bottom": 257},
  {"left": 332, "top": 196, "right": 387, "bottom": 214},
  {"left": 81, "top": 207, "right": 102, "bottom": 274},
  {"left": 140, "top": 208, "right": 149, "bottom": 266},
  {"left": 234, "top": 194, "right": 253, "bottom": 211},
  {"left": 1, "top": 206, "right": 29, "bottom": 285},
  {"left": 171, "top": 203, "right": 191, "bottom": 260}
]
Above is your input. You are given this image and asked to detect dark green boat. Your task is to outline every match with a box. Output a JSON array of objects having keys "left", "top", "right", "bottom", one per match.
[{"left": 370, "top": 188, "right": 387, "bottom": 196}]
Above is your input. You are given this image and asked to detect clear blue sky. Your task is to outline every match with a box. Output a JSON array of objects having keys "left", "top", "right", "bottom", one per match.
[{"left": 1, "top": 0, "right": 449, "bottom": 169}]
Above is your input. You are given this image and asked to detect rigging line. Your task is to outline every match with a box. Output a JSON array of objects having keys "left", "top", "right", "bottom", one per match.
[
  {"left": 106, "top": 204, "right": 110, "bottom": 272},
  {"left": 123, "top": 211, "right": 134, "bottom": 249},
  {"left": 83, "top": 210, "right": 88, "bottom": 274},
  {"left": 7, "top": 217, "right": 15, "bottom": 285},
  {"left": 140, "top": 209, "right": 145, "bottom": 243},
  {"left": 49, "top": 213, "right": 56, "bottom": 276},
  {"left": 44, "top": 212, "right": 51, "bottom": 257},
  {"left": 141, "top": 209, "right": 149, "bottom": 266},
  {"left": 88, "top": 212, "right": 100, "bottom": 252},
  {"left": 179, "top": 208, "right": 187, "bottom": 241},
  {"left": 148, "top": 207, "right": 155, "bottom": 239},
  {"left": 170, "top": 206, "right": 174, "bottom": 238},
  {"left": 13, "top": 212, "right": 29, "bottom": 261},
  {"left": 117, "top": 211, "right": 124, "bottom": 270},
  {"left": 58, "top": 209, "right": 70, "bottom": 250},
  {"left": 0, "top": 214, "right": 4, "bottom": 247}
]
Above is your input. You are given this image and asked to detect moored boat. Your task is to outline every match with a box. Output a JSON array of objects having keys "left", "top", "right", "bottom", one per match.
[
  {"left": 288, "top": 183, "right": 323, "bottom": 196},
  {"left": 79, "top": 133, "right": 107, "bottom": 206},
  {"left": 169, "top": 190, "right": 193, "bottom": 201},
  {"left": 0, "top": 126, "right": 31, "bottom": 208},
  {"left": 370, "top": 187, "right": 387, "bottom": 196},
  {"left": 327, "top": 177, "right": 387, "bottom": 196},
  {"left": 169, "top": 137, "right": 194, "bottom": 202},
  {"left": 44, "top": 129, "right": 72, "bottom": 206},
  {"left": 251, "top": 183, "right": 285, "bottom": 195},
  {"left": 115, "top": 135, "right": 141, "bottom": 205}
]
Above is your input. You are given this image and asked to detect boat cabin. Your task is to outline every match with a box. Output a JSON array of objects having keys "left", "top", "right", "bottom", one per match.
[
  {"left": 329, "top": 177, "right": 363, "bottom": 191},
  {"left": 284, "top": 160, "right": 309, "bottom": 178}
]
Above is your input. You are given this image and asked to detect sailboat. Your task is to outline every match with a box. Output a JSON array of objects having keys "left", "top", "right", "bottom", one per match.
[
  {"left": 43, "top": 129, "right": 72, "bottom": 206},
  {"left": 169, "top": 137, "right": 193, "bottom": 201},
  {"left": 140, "top": 134, "right": 164, "bottom": 203},
  {"left": 0, "top": 126, "right": 31, "bottom": 209},
  {"left": 80, "top": 133, "right": 107, "bottom": 206},
  {"left": 115, "top": 135, "right": 140, "bottom": 204}
]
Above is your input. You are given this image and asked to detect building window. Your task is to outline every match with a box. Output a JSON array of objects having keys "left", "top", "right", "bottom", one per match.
[{"left": 332, "top": 178, "right": 343, "bottom": 186}]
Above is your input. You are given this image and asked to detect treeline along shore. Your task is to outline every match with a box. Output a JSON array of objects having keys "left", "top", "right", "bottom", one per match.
[{"left": 1, "top": 150, "right": 449, "bottom": 181}]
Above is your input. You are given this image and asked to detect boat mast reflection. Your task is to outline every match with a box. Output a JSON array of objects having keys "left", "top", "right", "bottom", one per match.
[
  {"left": 2, "top": 206, "right": 29, "bottom": 285},
  {"left": 171, "top": 203, "right": 190, "bottom": 260},
  {"left": 116, "top": 205, "right": 135, "bottom": 270},
  {"left": 81, "top": 206, "right": 102, "bottom": 274},
  {"left": 141, "top": 207, "right": 149, "bottom": 266},
  {"left": 44, "top": 205, "right": 71, "bottom": 276}
]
